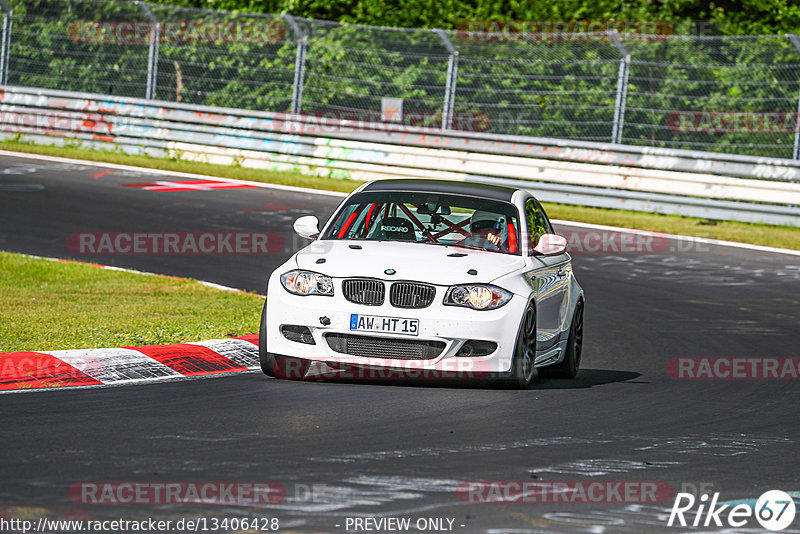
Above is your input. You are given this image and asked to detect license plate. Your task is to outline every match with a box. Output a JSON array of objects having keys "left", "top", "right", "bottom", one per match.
[{"left": 350, "top": 314, "right": 419, "bottom": 336}]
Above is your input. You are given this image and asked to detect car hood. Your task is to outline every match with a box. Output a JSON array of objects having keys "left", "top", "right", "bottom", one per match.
[{"left": 294, "top": 240, "right": 526, "bottom": 285}]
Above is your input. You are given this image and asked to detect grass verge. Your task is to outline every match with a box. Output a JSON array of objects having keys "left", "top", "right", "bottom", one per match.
[
  {"left": 0, "top": 252, "right": 263, "bottom": 352},
  {"left": 2, "top": 140, "right": 799, "bottom": 251}
]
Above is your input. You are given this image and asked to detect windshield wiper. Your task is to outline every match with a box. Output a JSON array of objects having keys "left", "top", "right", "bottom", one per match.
[{"left": 449, "top": 243, "right": 499, "bottom": 252}]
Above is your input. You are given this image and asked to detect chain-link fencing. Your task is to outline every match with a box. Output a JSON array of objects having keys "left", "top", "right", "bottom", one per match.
[{"left": 4, "top": 0, "right": 800, "bottom": 159}]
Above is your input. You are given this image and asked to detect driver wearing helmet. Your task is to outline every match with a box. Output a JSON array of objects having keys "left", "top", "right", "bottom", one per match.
[{"left": 463, "top": 210, "right": 508, "bottom": 251}]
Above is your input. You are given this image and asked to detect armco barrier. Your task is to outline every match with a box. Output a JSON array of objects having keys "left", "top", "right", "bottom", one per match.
[{"left": 1, "top": 85, "right": 799, "bottom": 227}]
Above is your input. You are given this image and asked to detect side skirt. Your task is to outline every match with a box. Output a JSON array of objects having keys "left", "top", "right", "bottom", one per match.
[{"left": 534, "top": 340, "right": 568, "bottom": 368}]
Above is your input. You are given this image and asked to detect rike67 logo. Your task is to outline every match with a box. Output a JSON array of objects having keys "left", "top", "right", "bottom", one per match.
[{"left": 668, "top": 490, "right": 797, "bottom": 531}]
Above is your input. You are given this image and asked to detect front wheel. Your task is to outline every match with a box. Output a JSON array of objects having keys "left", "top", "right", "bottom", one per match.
[
  {"left": 540, "top": 300, "right": 583, "bottom": 379},
  {"left": 258, "top": 300, "right": 310, "bottom": 380},
  {"left": 507, "top": 303, "right": 537, "bottom": 389}
]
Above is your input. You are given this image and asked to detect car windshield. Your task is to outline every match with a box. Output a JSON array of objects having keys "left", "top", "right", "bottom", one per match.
[{"left": 321, "top": 190, "right": 521, "bottom": 255}]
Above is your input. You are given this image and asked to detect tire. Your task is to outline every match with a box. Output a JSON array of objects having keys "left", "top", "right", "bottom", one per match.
[
  {"left": 540, "top": 299, "right": 583, "bottom": 379},
  {"left": 506, "top": 302, "right": 537, "bottom": 389},
  {"left": 272, "top": 354, "right": 310, "bottom": 380},
  {"left": 258, "top": 300, "right": 310, "bottom": 380}
]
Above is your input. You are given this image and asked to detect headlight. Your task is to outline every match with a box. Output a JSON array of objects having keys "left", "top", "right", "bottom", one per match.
[
  {"left": 443, "top": 284, "right": 512, "bottom": 310},
  {"left": 280, "top": 270, "right": 334, "bottom": 296}
]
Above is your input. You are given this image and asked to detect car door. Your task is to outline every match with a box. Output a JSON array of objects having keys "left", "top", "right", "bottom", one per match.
[{"left": 522, "top": 198, "right": 571, "bottom": 351}]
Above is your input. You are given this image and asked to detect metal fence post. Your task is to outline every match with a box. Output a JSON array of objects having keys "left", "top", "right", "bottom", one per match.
[
  {"left": 434, "top": 28, "right": 458, "bottom": 130},
  {"left": 0, "top": 0, "right": 12, "bottom": 86},
  {"left": 283, "top": 14, "right": 307, "bottom": 115},
  {"left": 786, "top": 34, "right": 800, "bottom": 160},
  {"left": 137, "top": 1, "right": 159, "bottom": 100},
  {"left": 608, "top": 30, "right": 630, "bottom": 144}
]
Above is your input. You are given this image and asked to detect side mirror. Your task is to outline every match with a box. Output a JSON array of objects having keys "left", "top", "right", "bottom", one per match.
[
  {"left": 293, "top": 215, "right": 320, "bottom": 239},
  {"left": 531, "top": 234, "right": 567, "bottom": 256}
]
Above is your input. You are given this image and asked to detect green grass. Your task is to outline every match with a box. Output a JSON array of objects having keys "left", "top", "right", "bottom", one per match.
[
  {"left": 2, "top": 139, "right": 799, "bottom": 250},
  {"left": 0, "top": 252, "right": 263, "bottom": 352}
]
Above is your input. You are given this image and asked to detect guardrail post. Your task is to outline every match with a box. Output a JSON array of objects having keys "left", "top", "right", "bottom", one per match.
[
  {"left": 283, "top": 14, "right": 307, "bottom": 115},
  {"left": 0, "top": 0, "right": 12, "bottom": 86},
  {"left": 786, "top": 34, "right": 800, "bottom": 160},
  {"left": 608, "top": 30, "right": 630, "bottom": 144},
  {"left": 137, "top": 1, "right": 159, "bottom": 100},
  {"left": 434, "top": 28, "right": 458, "bottom": 130}
]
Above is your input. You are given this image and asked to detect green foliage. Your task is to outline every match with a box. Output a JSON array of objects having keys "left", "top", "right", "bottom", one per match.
[
  {"left": 150, "top": 0, "right": 800, "bottom": 35},
  {"left": 8, "top": 0, "right": 800, "bottom": 157}
]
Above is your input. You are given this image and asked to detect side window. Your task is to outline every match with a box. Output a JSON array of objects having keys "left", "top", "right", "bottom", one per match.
[
  {"left": 525, "top": 199, "right": 551, "bottom": 251},
  {"left": 536, "top": 200, "right": 554, "bottom": 235}
]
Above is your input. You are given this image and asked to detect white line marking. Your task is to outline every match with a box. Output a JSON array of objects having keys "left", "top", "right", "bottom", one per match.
[
  {"left": 8, "top": 252, "right": 263, "bottom": 296},
  {"left": 1, "top": 149, "right": 797, "bottom": 255},
  {"left": 0, "top": 149, "right": 348, "bottom": 197}
]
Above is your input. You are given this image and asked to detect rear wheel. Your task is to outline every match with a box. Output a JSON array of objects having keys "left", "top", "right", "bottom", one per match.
[
  {"left": 507, "top": 303, "right": 537, "bottom": 389},
  {"left": 258, "top": 300, "right": 310, "bottom": 380},
  {"left": 541, "top": 300, "right": 583, "bottom": 379}
]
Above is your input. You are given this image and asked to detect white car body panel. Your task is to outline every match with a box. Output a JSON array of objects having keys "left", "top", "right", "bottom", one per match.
[{"left": 295, "top": 241, "right": 527, "bottom": 287}]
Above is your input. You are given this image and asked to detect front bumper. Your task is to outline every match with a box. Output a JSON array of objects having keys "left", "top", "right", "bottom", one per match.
[{"left": 265, "top": 274, "right": 528, "bottom": 375}]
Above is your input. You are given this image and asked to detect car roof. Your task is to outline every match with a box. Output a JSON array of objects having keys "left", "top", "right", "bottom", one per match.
[{"left": 360, "top": 179, "right": 518, "bottom": 202}]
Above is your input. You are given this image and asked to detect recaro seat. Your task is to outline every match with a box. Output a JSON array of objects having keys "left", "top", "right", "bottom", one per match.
[{"left": 373, "top": 216, "right": 417, "bottom": 241}]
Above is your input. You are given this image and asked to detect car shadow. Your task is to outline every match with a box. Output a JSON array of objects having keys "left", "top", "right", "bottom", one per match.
[
  {"left": 302, "top": 367, "right": 641, "bottom": 390},
  {"left": 533, "top": 369, "right": 642, "bottom": 389}
]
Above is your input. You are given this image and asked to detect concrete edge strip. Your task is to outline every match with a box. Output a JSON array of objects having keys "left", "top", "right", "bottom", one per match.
[{"left": 2, "top": 149, "right": 798, "bottom": 256}]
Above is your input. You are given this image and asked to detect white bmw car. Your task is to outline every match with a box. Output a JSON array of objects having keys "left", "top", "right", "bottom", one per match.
[{"left": 259, "top": 179, "right": 584, "bottom": 388}]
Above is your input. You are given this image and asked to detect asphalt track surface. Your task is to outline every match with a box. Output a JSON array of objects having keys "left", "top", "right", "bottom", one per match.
[{"left": 1, "top": 153, "right": 799, "bottom": 533}]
